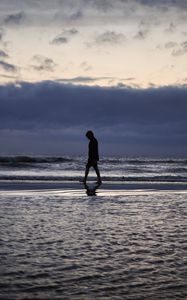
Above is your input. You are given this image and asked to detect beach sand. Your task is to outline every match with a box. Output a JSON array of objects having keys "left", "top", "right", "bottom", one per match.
[{"left": 0, "top": 182, "right": 187, "bottom": 300}]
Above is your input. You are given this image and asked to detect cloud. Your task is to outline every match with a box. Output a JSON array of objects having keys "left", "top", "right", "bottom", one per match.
[
  {"left": 4, "top": 11, "right": 25, "bottom": 25},
  {"left": 56, "top": 76, "right": 135, "bottom": 85},
  {"left": 0, "top": 0, "right": 186, "bottom": 31},
  {"left": 172, "top": 41, "right": 187, "bottom": 56},
  {"left": 80, "top": 61, "right": 92, "bottom": 71},
  {"left": 0, "top": 81, "right": 186, "bottom": 156},
  {"left": 0, "top": 50, "right": 9, "bottom": 58},
  {"left": 165, "top": 42, "right": 178, "bottom": 49},
  {"left": 0, "top": 60, "right": 17, "bottom": 72},
  {"left": 165, "top": 22, "right": 176, "bottom": 33},
  {"left": 51, "top": 28, "right": 79, "bottom": 45},
  {"left": 51, "top": 36, "right": 68, "bottom": 45},
  {"left": 134, "top": 29, "right": 149, "bottom": 40},
  {"left": 69, "top": 10, "right": 83, "bottom": 20},
  {"left": 56, "top": 8, "right": 83, "bottom": 22},
  {"left": 95, "top": 31, "right": 126, "bottom": 45},
  {"left": 32, "top": 56, "right": 56, "bottom": 72},
  {"left": 0, "top": 73, "right": 17, "bottom": 79},
  {"left": 58, "top": 0, "right": 187, "bottom": 12},
  {"left": 58, "top": 0, "right": 114, "bottom": 12},
  {"left": 83, "top": 0, "right": 114, "bottom": 11},
  {"left": 57, "top": 76, "right": 107, "bottom": 83},
  {"left": 1, "top": 0, "right": 186, "bottom": 12},
  {"left": 0, "top": 28, "right": 5, "bottom": 42},
  {"left": 66, "top": 28, "right": 79, "bottom": 35},
  {"left": 135, "top": 0, "right": 187, "bottom": 10}
]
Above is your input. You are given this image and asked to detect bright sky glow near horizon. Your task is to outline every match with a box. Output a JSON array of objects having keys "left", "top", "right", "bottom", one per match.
[
  {"left": 0, "top": 0, "right": 187, "bottom": 157},
  {"left": 0, "top": 0, "right": 187, "bottom": 87}
]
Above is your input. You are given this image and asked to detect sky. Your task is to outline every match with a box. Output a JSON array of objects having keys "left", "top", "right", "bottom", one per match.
[{"left": 0, "top": 0, "right": 187, "bottom": 157}]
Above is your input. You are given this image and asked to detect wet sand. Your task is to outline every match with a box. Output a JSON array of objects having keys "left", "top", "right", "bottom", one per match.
[
  {"left": 0, "top": 180, "right": 187, "bottom": 193},
  {"left": 0, "top": 182, "right": 187, "bottom": 300}
]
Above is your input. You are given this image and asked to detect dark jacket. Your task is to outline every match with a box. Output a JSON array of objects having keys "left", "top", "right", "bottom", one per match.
[{"left": 88, "top": 137, "right": 99, "bottom": 161}]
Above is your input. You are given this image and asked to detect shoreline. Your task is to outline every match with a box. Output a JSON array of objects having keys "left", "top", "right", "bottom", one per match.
[{"left": 0, "top": 180, "right": 187, "bottom": 192}]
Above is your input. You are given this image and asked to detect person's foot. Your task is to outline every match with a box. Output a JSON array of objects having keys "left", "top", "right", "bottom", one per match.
[{"left": 96, "top": 180, "right": 102, "bottom": 185}]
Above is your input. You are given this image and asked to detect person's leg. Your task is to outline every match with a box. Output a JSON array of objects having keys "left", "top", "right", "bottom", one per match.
[
  {"left": 84, "top": 165, "right": 90, "bottom": 183},
  {"left": 93, "top": 164, "right": 102, "bottom": 184}
]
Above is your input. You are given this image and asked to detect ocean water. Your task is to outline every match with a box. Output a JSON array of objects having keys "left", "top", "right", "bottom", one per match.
[
  {"left": 0, "top": 156, "right": 187, "bottom": 299},
  {"left": 0, "top": 155, "right": 187, "bottom": 183}
]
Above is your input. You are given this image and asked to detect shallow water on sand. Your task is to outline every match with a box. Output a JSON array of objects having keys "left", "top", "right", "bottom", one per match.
[{"left": 0, "top": 189, "right": 187, "bottom": 300}]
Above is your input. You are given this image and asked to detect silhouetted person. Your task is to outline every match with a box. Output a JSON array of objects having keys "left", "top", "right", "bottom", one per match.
[{"left": 83, "top": 130, "right": 102, "bottom": 184}]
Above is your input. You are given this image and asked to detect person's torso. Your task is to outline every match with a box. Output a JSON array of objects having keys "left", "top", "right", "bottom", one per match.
[{"left": 89, "top": 138, "right": 99, "bottom": 160}]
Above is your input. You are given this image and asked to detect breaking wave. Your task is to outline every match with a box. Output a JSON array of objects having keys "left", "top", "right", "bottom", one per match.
[
  {"left": 102, "top": 158, "right": 187, "bottom": 165},
  {"left": 0, "top": 175, "right": 187, "bottom": 183},
  {"left": 0, "top": 156, "right": 74, "bottom": 165}
]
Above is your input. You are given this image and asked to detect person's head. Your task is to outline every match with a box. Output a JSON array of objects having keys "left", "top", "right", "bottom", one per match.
[{"left": 86, "top": 130, "right": 94, "bottom": 140}]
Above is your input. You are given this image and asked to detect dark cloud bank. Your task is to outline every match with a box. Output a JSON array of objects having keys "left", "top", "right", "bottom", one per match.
[{"left": 0, "top": 81, "right": 186, "bottom": 156}]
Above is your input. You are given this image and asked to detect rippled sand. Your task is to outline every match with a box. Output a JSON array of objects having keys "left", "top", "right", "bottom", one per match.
[{"left": 0, "top": 186, "right": 187, "bottom": 300}]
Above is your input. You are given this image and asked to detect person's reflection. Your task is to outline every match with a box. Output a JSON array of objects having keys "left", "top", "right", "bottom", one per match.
[{"left": 84, "top": 183, "right": 101, "bottom": 196}]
